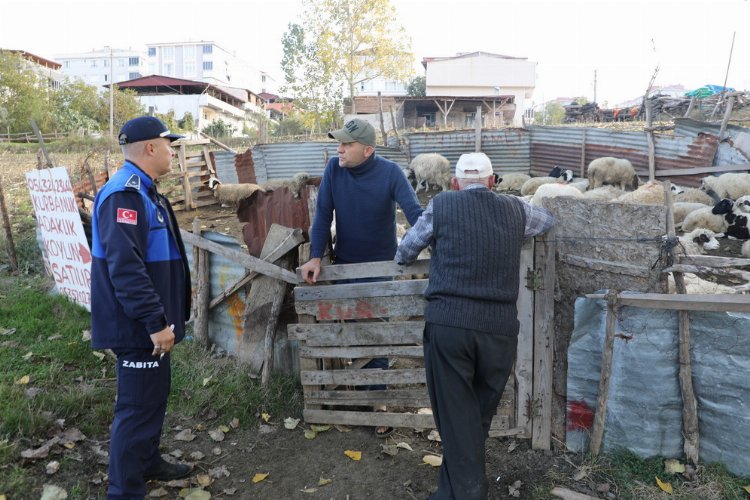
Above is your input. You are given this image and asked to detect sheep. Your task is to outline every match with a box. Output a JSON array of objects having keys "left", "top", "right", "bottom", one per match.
[
  {"left": 673, "top": 202, "right": 707, "bottom": 226},
  {"left": 260, "top": 172, "right": 310, "bottom": 199},
  {"left": 530, "top": 182, "right": 584, "bottom": 206},
  {"left": 207, "top": 177, "right": 262, "bottom": 206},
  {"left": 742, "top": 240, "right": 750, "bottom": 258},
  {"left": 587, "top": 157, "right": 639, "bottom": 191},
  {"left": 410, "top": 153, "right": 451, "bottom": 192},
  {"left": 724, "top": 212, "right": 750, "bottom": 239},
  {"left": 569, "top": 179, "right": 589, "bottom": 193},
  {"left": 581, "top": 185, "right": 625, "bottom": 201},
  {"left": 676, "top": 228, "right": 721, "bottom": 255},
  {"left": 700, "top": 172, "right": 750, "bottom": 200},
  {"left": 680, "top": 198, "right": 734, "bottom": 233},
  {"left": 494, "top": 172, "right": 530, "bottom": 193},
  {"left": 734, "top": 195, "right": 750, "bottom": 214},
  {"left": 614, "top": 181, "right": 683, "bottom": 205},
  {"left": 520, "top": 166, "right": 574, "bottom": 196},
  {"left": 674, "top": 188, "right": 716, "bottom": 206},
  {"left": 401, "top": 167, "right": 418, "bottom": 189},
  {"left": 668, "top": 273, "right": 739, "bottom": 294}
]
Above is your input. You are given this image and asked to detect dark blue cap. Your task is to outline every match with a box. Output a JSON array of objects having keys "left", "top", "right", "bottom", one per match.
[{"left": 118, "top": 116, "right": 184, "bottom": 145}]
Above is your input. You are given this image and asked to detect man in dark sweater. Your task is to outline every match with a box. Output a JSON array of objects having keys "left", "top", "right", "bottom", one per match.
[
  {"left": 300, "top": 118, "right": 423, "bottom": 436},
  {"left": 396, "top": 152, "right": 554, "bottom": 499}
]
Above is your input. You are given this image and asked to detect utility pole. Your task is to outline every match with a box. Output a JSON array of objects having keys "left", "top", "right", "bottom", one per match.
[
  {"left": 593, "top": 69, "right": 597, "bottom": 104},
  {"left": 109, "top": 46, "right": 114, "bottom": 139}
]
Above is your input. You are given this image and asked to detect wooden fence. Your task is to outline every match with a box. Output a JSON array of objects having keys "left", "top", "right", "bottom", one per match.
[
  {"left": 162, "top": 139, "right": 218, "bottom": 212},
  {"left": 288, "top": 237, "right": 556, "bottom": 449}
]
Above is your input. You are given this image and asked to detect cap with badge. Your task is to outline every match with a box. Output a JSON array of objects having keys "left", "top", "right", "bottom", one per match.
[
  {"left": 118, "top": 116, "right": 184, "bottom": 145},
  {"left": 328, "top": 118, "right": 376, "bottom": 148},
  {"left": 455, "top": 152, "right": 494, "bottom": 179}
]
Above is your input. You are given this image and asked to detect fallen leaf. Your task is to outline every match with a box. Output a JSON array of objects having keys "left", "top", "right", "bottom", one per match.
[
  {"left": 81, "top": 329, "right": 91, "bottom": 341},
  {"left": 333, "top": 424, "right": 351, "bottom": 433},
  {"left": 300, "top": 488, "right": 317, "bottom": 493},
  {"left": 261, "top": 413, "right": 270, "bottom": 422},
  {"left": 396, "top": 442, "right": 413, "bottom": 451},
  {"left": 318, "top": 477, "right": 332, "bottom": 486},
  {"left": 304, "top": 429, "right": 317, "bottom": 440},
  {"left": 422, "top": 454, "right": 442, "bottom": 467},
  {"left": 195, "top": 423, "right": 206, "bottom": 432},
  {"left": 252, "top": 473, "right": 269, "bottom": 483},
  {"left": 507, "top": 440, "right": 518, "bottom": 452},
  {"left": 190, "top": 451, "right": 205, "bottom": 460},
  {"left": 170, "top": 449, "right": 184, "bottom": 459},
  {"left": 40, "top": 484, "right": 67, "bottom": 500},
  {"left": 284, "top": 417, "right": 300, "bottom": 430},
  {"left": 45, "top": 461, "right": 60, "bottom": 475},
  {"left": 427, "top": 430, "right": 441, "bottom": 442},
  {"left": 229, "top": 417, "right": 239, "bottom": 429},
  {"left": 655, "top": 476, "right": 673, "bottom": 494},
  {"left": 166, "top": 479, "right": 190, "bottom": 488},
  {"left": 664, "top": 459, "right": 685, "bottom": 474},
  {"left": 310, "top": 424, "right": 331, "bottom": 433},
  {"left": 222, "top": 488, "right": 237, "bottom": 496},
  {"left": 21, "top": 437, "right": 60, "bottom": 459},
  {"left": 22, "top": 352, "right": 33, "bottom": 361},
  {"left": 344, "top": 450, "right": 362, "bottom": 461},
  {"left": 744, "top": 485, "right": 750, "bottom": 494},
  {"left": 202, "top": 376, "right": 212, "bottom": 387},
  {"left": 212, "top": 447, "right": 222, "bottom": 456},
  {"left": 573, "top": 465, "right": 591, "bottom": 481},
  {"left": 47, "top": 334, "right": 62, "bottom": 341},
  {"left": 15, "top": 375, "right": 30, "bottom": 385},
  {"left": 148, "top": 487, "right": 168, "bottom": 497},
  {"left": 60, "top": 428, "right": 86, "bottom": 442},
  {"left": 208, "top": 429, "right": 225, "bottom": 442},
  {"left": 62, "top": 442, "right": 75, "bottom": 450},
  {"left": 183, "top": 488, "right": 211, "bottom": 500},
  {"left": 381, "top": 444, "right": 398, "bottom": 456},
  {"left": 208, "top": 465, "right": 230, "bottom": 479},
  {"left": 92, "top": 352, "right": 105, "bottom": 361},
  {"left": 508, "top": 479, "right": 522, "bottom": 498},
  {"left": 174, "top": 429, "right": 197, "bottom": 442},
  {"left": 195, "top": 474, "right": 213, "bottom": 487},
  {"left": 218, "top": 425, "right": 230, "bottom": 433}
]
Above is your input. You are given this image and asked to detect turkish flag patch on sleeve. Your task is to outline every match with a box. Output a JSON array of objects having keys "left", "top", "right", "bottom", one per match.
[{"left": 117, "top": 208, "right": 138, "bottom": 225}]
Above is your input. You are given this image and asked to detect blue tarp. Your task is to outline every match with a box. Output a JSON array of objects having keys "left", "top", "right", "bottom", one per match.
[{"left": 684, "top": 85, "right": 736, "bottom": 98}]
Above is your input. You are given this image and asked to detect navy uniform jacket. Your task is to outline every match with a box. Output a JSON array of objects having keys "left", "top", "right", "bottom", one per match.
[{"left": 90, "top": 161, "right": 191, "bottom": 349}]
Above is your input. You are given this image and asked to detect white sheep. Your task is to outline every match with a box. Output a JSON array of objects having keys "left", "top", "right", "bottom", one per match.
[
  {"left": 581, "top": 185, "right": 625, "bottom": 201},
  {"left": 615, "top": 181, "right": 682, "bottom": 205},
  {"left": 520, "top": 171, "right": 573, "bottom": 196},
  {"left": 680, "top": 199, "right": 734, "bottom": 233},
  {"left": 207, "top": 177, "right": 262, "bottom": 206},
  {"left": 587, "top": 157, "right": 639, "bottom": 191},
  {"left": 410, "top": 153, "right": 451, "bottom": 192},
  {"left": 734, "top": 195, "right": 750, "bottom": 214},
  {"left": 569, "top": 179, "right": 589, "bottom": 193},
  {"left": 668, "top": 273, "right": 739, "bottom": 294},
  {"left": 674, "top": 188, "right": 716, "bottom": 206},
  {"left": 494, "top": 172, "right": 530, "bottom": 193},
  {"left": 676, "top": 228, "right": 721, "bottom": 255},
  {"left": 742, "top": 240, "right": 750, "bottom": 258},
  {"left": 260, "top": 172, "right": 310, "bottom": 198},
  {"left": 673, "top": 202, "right": 707, "bottom": 226},
  {"left": 700, "top": 172, "right": 750, "bottom": 200},
  {"left": 530, "top": 182, "right": 584, "bottom": 206}
]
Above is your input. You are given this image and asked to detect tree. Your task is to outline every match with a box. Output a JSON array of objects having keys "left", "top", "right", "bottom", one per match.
[
  {"left": 534, "top": 101, "right": 565, "bottom": 125},
  {"left": 407, "top": 76, "right": 425, "bottom": 97},
  {"left": 179, "top": 112, "right": 195, "bottom": 132},
  {"left": 0, "top": 51, "right": 53, "bottom": 133},
  {"left": 202, "top": 119, "right": 235, "bottom": 138},
  {"left": 51, "top": 79, "right": 102, "bottom": 135}
]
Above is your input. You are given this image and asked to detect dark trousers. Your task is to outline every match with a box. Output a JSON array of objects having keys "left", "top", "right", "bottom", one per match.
[
  {"left": 424, "top": 322, "right": 518, "bottom": 500},
  {"left": 108, "top": 349, "right": 171, "bottom": 499}
]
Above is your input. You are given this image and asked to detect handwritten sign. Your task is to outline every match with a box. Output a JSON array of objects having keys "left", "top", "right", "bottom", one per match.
[{"left": 26, "top": 167, "right": 92, "bottom": 310}]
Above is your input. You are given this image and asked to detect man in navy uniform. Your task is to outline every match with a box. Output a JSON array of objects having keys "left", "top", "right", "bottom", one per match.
[{"left": 91, "top": 116, "right": 192, "bottom": 498}]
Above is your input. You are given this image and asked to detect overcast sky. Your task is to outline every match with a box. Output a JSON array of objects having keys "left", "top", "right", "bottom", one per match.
[{"left": 1, "top": 0, "right": 748, "bottom": 107}]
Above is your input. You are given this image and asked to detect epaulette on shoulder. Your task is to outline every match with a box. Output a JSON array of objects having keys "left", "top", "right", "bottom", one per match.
[{"left": 124, "top": 174, "right": 141, "bottom": 191}]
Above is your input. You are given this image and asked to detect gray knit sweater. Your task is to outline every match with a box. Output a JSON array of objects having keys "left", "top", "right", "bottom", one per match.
[{"left": 424, "top": 189, "right": 526, "bottom": 334}]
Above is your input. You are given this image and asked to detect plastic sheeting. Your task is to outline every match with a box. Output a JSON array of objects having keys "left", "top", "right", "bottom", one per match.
[{"left": 567, "top": 293, "right": 750, "bottom": 476}]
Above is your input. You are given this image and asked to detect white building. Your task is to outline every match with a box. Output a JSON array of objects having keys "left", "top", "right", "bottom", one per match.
[
  {"left": 146, "top": 41, "right": 279, "bottom": 95},
  {"left": 423, "top": 51, "right": 536, "bottom": 126},
  {"left": 55, "top": 48, "right": 146, "bottom": 87},
  {"left": 358, "top": 76, "right": 408, "bottom": 97},
  {"left": 2, "top": 49, "right": 63, "bottom": 90}
]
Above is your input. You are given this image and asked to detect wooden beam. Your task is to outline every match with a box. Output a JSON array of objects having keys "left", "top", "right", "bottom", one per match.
[
  {"left": 585, "top": 292, "right": 750, "bottom": 312},
  {"left": 294, "top": 279, "right": 427, "bottom": 301},
  {"left": 532, "top": 231, "right": 554, "bottom": 450},
  {"left": 191, "top": 218, "right": 210, "bottom": 346},
  {"left": 288, "top": 321, "right": 424, "bottom": 346},
  {"left": 297, "top": 259, "right": 430, "bottom": 282},
  {"left": 678, "top": 255, "right": 750, "bottom": 268},
  {"left": 589, "top": 290, "right": 618, "bottom": 456},
  {"left": 294, "top": 295, "right": 426, "bottom": 320},
  {"left": 654, "top": 163, "right": 750, "bottom": 177}
]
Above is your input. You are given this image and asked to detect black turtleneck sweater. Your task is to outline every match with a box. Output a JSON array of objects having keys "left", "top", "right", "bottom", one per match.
[{"left": 310, "top": 154, "right": 423, "bottom": 263}]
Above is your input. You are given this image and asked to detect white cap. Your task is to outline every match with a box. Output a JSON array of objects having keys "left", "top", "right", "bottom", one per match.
[{"left": 455, "top": 152, "right": 493, "bottom": 179}]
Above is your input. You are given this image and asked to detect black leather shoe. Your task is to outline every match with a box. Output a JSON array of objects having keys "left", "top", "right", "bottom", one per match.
[{"left": 144, "top": 459, "right": 192, "bottom": 481}]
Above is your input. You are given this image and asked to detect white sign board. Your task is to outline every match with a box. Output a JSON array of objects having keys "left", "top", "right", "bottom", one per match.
[{"left": 26, "top": 167, "right": 92, "bottom": 311}]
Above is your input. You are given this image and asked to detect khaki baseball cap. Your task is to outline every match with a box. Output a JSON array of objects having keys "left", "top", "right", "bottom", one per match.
[{"left": 328, "top": 119, "right": 376, "bottom": 147}]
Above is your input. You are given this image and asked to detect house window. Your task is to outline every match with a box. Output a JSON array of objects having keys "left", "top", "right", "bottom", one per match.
[
  {"left": 163, "top": 46, "right": 173, "bottom": 59},
  {"left": 183, "top": 45, "right": 196, "bottom": 59},
  {"left": 91, "top": 60, "right": 97, "bottom": 68},
  {"left": 103, "top": 59, "right": 109, "bottom": 67},
  {"left": 202, "top": 44, "right": 212, "bottom": 54},
  {"left": 129, "top": 72, "right": 141, "bottom": 79},
  {"left": 203, "top": 61, "right": 213, "bottom": 71},
  {"left": 184, "top": 61, "right": 196, "bottom": 76},
  {"left": 164, "top": 63, "right": 174, "bottom": 76},
  {"left": 465, "top": 112, "right": 477, "bottom": 127},
  {"left": 104, "top": 74, "right": 108, "bottom": 82},
  {"left": 148, "top": 47, "right": 156, "bottom": 57},
  {"left": 129, "top": 57, "right": 139, "bottom": 66}
]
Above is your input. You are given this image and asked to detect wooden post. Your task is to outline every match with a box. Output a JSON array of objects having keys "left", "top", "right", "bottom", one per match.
[
  {"left": 203, "top": 146, "right": 217, "bottom": 176},
  {"left": 515, "top": 239, "right": 535, "bottom": 437},
  {"left": 475, "top": 105, "right": 482, "bottom": 152},
  {"left": 296, "top": 242, "right": 322, "bottom": 409},
  {"left": 0, "top": 176, "right": 18, "bottom": 272},
  {"left": 684, "top": 97, "right": 695, "bottom": 118},
  {"left": 30, "top": 119, "right": 53, "bottom": 168},
  {"left": 589, "top": 289, "right": 619, "bottom": 456},
  {"left": 177, "top": 144, "right": 193, "bottom": 211},
  {"left": 377, "top": 91, "right": 387, "bottom": 147},
  {"left": 645, "top": 99, "right": 656, "bottom": 182},
  {"left": 192, "top": 218, "right": 210, "bottom": 346},
  {"left": 579, "top": 129, "right": 587, "bottom": 178},
  {"left": 718, "top": 95, "right": 735, "bottom": 143},
  {"left": 664, "top": 182, "right": 700, "bottom": 463},
  {"left": 261, "top": 255, "right": 288, "bottom": 386},
  {"left": 389, "top": 105, "right": 400, "bottom": 143},
  {"left": 531, "top": 229, "right": 555, "bottom": 449}
]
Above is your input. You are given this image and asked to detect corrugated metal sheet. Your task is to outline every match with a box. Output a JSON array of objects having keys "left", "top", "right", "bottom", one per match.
[
  {"left": 403, "top": 128, "right": 531, "bottom": 174},
  {"left": 252, "top": 142, "right": 410, "bottom": 182},
  {"left": 184, "top": 231, "right": 298, "bottom": 374},
  {"left": 212, "top": 151, "right": 238, "bottom": 184},
  {"left": 674, "top": 118, "right": 750, "bottom": 167}
]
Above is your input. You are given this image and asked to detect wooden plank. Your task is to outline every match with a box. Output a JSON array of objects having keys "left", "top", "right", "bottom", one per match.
[
  {"left": 677, "top": 255, "right": 750, "bottom": 268},
  {"left": 589, "top": 291, "right": 618, "bottom": 456},
  {"left": 262, "top": 258, "right": 287, "bottom": 386},
  {"left": 209, "top": 227, "right": 304, "bottom": 310},
  {"left": 288, "top": 321, "right": 424, "bottom": 346},
  {"left": 192, "top": 218, "right": 210, "bottom": 346},
  {"left": 585, "top": 293, "right": 750, "bottom": 312},
  {"left": 180, "top": 229, "right": 298, "bottom": 284},
  {"left": 294, "top": 279, "right": 428, "bottom": 301},
  {"left": 295, "top": 243, "right": 322, "bottom": 410},
  {"left": 203, "top": 145, "right": 217, "bottom": 176},
  {"left": 238, "top": 227, "right": 293, "bottom": 375},
  {"left": 177, "top": 144, "right": 194, "bottom": 210},
  {"left": 663, "top": 264, "right": 750, "bottom": 282},
  {"left": 301, "top": 259, "right": 431, "bottom": 282},
  {"left": 532, "top": 232, "right": 555, "bottom": 450},
  {"left": 294, "top": 295, "right": 426, "bottom": 320},
  {"left": 300, "top": 345, "right": 424, "bottom": 359},
  {"left": 302, "top": 408, "right": 511, "bottom": 431},
  {"left": 655, "top": 163, "right": 750, "bottom": 177},
  {"left": 558, "top": 253, "right": 652, "bottom": 278},
  {"left": 301, "top": 368, "right": 425, "bottom": 386},
  {"left": 515, "top": 239, "right": 534, "bottom": 435},
  {"left": 305, "top": 389, "right": 431, "bottom": 407},
  {"left": 550, "top": 487, "right": 602, "bottom": 500},
  {"left": 488, "top": 426, "right": 528, "bottom": 438}
]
